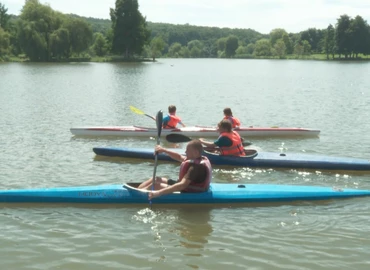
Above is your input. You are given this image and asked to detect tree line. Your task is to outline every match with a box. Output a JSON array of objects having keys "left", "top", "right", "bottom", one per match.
[{"left": 1, "top": 0, "right": 370, "bottom": 62}]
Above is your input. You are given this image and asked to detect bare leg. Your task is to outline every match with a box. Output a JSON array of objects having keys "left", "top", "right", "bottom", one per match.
[
  {"left": 138, "top": 177, "right": 154, "bottom": 189},
  {"left": 138, "top": 177, "right": 168, "bottom": 190}
]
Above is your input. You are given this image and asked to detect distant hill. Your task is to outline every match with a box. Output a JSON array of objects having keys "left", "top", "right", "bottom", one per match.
[
  {"left": 10, "top": 13, "right": 268, "bottom": 47},
  {"left": 66, "top": 14, "right": 268, "bottom": 45},
  {"left": 66, "top": 14, "right": 112, "bottom": 35}
]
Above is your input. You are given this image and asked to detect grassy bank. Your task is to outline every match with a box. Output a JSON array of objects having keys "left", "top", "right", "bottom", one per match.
[{"left": 3, "top": 54, "right": 370, "bottom": 62}]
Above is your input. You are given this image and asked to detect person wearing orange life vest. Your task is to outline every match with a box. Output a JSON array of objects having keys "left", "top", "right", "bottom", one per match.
[
  {"left": 162, "top": 105, "right": 186, "bottom": 129},
  {"left": 223, "top": 107, "right": 241, "bottom": 128},
  {"left": 199, "top": 120, "right": 246, "bottom": 156},
  {"left": 138, "top": 140, "right": 212, "bottom": 199}
]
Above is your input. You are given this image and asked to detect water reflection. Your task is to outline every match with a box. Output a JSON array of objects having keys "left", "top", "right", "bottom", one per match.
[
  {"left": 175, "top": 208, "right": 213, "bottom": 250},
  {"left": 133, "top": 207, "right": 212, "bottom": 251}
]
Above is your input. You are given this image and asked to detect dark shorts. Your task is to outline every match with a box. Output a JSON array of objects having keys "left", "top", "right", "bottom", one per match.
[{"left": 167, "top": 179, "right": 177, "bottom": 185}]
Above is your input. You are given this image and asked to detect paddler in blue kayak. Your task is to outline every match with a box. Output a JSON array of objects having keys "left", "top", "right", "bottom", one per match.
[
  {"left": 199, "top": 120, "right": 246, "bottom": 156},
  {"left": 162, "top": 105, "right": 186, "bottom": 128},
  {"left": 138, "top": 140, "right": 212, "bottom": 199},
  {"left": 222, "top": 107, "right": 241, "bottom": 128}
]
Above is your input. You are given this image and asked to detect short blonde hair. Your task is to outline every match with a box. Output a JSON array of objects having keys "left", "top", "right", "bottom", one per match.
[{"left": 187, "top": 139, "right": 203, "bottom": 154}]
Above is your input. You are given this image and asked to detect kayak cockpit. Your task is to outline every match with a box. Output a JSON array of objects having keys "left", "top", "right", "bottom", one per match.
[{"left": 203, "top": 148, "right": 258, "bottom": 158}]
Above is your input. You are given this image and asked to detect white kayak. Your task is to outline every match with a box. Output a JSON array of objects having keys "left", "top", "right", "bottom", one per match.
[{"left": 70, "top": 125, "right": 320, "bottom": 138}]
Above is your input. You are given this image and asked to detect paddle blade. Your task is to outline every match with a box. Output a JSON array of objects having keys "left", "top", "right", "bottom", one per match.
[
  {"left": 129, "top": 105, "right": 144, "bottom": 115},
  {"left": 130, "top": 106, "right": 156, "bottom": 121},
  {"left": 156, "top": 110, "right": 163, "bottom": 138},
  {"left": 166, "top": 134, "right": 192, "bottom": 143}
]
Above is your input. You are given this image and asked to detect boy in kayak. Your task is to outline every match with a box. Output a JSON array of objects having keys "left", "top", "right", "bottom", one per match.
[
  {"left": 223, "top": 107, "right": 241, "bottom": 128},
  {"left": 162, "top": 105, "right": 186, "bottom": 128},
  {"left": 138, "top": 140, "right": 212, "bottom": 199},
  {"left": 199, "top": 120, "right": 246, "bottom": 156}
]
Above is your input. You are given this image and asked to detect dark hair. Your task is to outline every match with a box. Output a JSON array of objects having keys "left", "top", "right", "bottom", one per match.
[
  {"left": 218, "top": 119, "right": 232, "bottom": 132},
  {"left": 223, "top": 107, "right": 232, "bottom": 116},
  {"left": 188, "top": 139, "right": 203, "bottom": 154},
  {"left": 168, "top": 105, "right": 177, "bottom": 113}
]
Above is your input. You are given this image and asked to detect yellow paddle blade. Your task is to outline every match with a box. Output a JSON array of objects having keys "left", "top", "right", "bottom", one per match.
[
  {"left": 129, "top": 106, "right": 156, "bottom": 121},
  {"left": 129, "top": 106, "right": 145, "bottom": 115}
]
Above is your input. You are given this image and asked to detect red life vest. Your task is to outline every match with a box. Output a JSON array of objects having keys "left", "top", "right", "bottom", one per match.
[
  {"left": 218, "top": 131, "right": 246, "bottom": 156},
  {"left": 178, "top": 156, "right": 212, "bottom": 192},
  {"left": 223, "top": 116, "right": 241, "bottom": 128},
  {"left": 163, "top": 114, "right": 182, "bottom": 129}
]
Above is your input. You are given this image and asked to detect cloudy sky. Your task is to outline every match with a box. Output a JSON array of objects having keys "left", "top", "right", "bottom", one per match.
[{"left": 3, "top": 0, "right": 370, "bottom": 34}]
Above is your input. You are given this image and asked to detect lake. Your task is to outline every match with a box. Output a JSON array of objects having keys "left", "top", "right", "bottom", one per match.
[{"left": 1, "top": 59, "right": 370, "bottom": 269}]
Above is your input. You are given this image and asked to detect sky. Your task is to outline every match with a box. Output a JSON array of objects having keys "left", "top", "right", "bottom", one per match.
[{"left": 3, "top": 0, "right": 370, "bottom": 34}]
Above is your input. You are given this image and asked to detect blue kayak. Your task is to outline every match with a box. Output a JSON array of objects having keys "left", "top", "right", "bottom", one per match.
[
  {"left": 93, "top": 147, "right": 370, "bottom": 171},
  {"left": 0, "top": 183, "right": 369, "bottom": 204}
]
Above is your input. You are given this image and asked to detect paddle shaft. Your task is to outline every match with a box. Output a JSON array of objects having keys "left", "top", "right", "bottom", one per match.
[{"left": 150, "top": 110, "right": 163, "bottom": 208}]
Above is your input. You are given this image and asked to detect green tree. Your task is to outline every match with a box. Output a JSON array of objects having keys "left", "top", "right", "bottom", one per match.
[
  {"left": 202, "top": 40, "right": 217, "bottom": 57},
  {"left": 246, "top": 43, "right": 255, "bottom": 54},
  {"left": 273, "top": 39, "right": 286, "bottom": 58},
  {"left": 187, "top": 40, "right": 203, "bottom": 51},
  {"left": 216, "top": 37, "right": 227, "bottom": 52},
  {"left": 189, "top": 46, "right": 202, "bottom": 58},
  {"left": 299, "top": 28, "right": 324, "bottom": 53},
  {"left": 64, "top": 18, "right": 92, "bottom": 55},
  {"left": 324, "top": 24, "right": 335, "bottom": 59},
  {"left": 0, "top": 2, "right": 10, "bottom": 30},
  {"left": 18, "top": 0, "right": 63, "bottom": 61},
  {"left": 293, "top": 44, "right": 304, "bottom": 57},
  {"left": 350, "top": 15, "right": 369, "bottom": 58},
  {"left": 253, "top": 39, "right": 272, "bottom": 56},
  {"left": 282, "top": 33, "right": 293, "bottom": 54},
  {"left": 6, "top": 19, "right": 21, "bottom": 56},
  {"left": 93, "top": 33, "right": 108, "bottom": 56},
  {"left": 50, "top": 28, "right": 70, "bottom": 59},
  {"left": 149, "top": 36, "right": 165, "bottom": 61},
  {"left": 167, "top": 42, "right": 182, "bottom": 57},
  {"left": 235, "top": 45, "right": 247, "bottom": 56},
  {"left": 302, "top": 40, "right": 311, "bottom": 55},
  {"left": 0, "top": 26, "right": 10, "bottom": 57},
  {"left": 225, "top": 35, "right": 238, "bottom": 57},
  {"left": 336, "top": 14, "right": 352, "bottom": 58},
  {"left": 187, "top": 40, "right": 203, "bottom": 57},
  {"left": 110, "top": 0, "right": 150, "bottom": 58},
  {"left": 179, "top": 46, "right": 190, "bottom": 58},
  {"left": 270, "top": 28, "right": 288, "bottom": 46}
]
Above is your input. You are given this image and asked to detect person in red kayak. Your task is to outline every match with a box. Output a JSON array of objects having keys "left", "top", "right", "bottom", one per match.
[
  {"left": 138, "top": 140, "right": 212, "bottom": 199},
  {"left": 199, "top": 120, "right": 246, "bottom": 156},
  {"left": 223, "top": 107, "right": 241, "bottom": 128},
  {"left": 162, "top": 105, "right": 186, "bottom": 129}
]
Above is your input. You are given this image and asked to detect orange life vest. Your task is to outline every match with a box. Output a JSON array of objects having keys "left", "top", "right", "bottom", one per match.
[
  {"left": 223, "top": 116, "right": 241, "bottom": 128},
  {"left": 218, "top": 131, "right": 245, "bottom": 156},
  {"left": 163, "top": 114, "right": 182, "bottom": 129},
  {"left": 178, "top": 156, "right": 212, "bottom": 192}
]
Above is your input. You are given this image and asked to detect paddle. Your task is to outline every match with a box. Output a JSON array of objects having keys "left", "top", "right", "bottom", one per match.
[
  {"left": 166, "top": 134, "right": 252, "bottom": 147},
  {"left": 129, "top": 105, "right": 156, "bottom": 121},
  {"left": 150, "top": 110, "right": 163, "bottom": 208}
]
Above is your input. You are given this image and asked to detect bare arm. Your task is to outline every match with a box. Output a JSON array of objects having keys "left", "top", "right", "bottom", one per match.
[
  {"left": 199, "top": 139, "right": 217, "bottom": 148},
  {"left": 155, "top": 145, "right": 186, "bottom": 162}
]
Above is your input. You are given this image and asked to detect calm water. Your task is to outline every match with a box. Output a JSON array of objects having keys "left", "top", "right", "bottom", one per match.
[{"left": 1, "top": 59, "right": 370, "bottom": 269}]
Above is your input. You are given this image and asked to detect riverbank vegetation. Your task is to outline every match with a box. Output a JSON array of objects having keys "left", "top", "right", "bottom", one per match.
[{"left": 1, "top": 0, "right": 370, "bottom": 62}]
